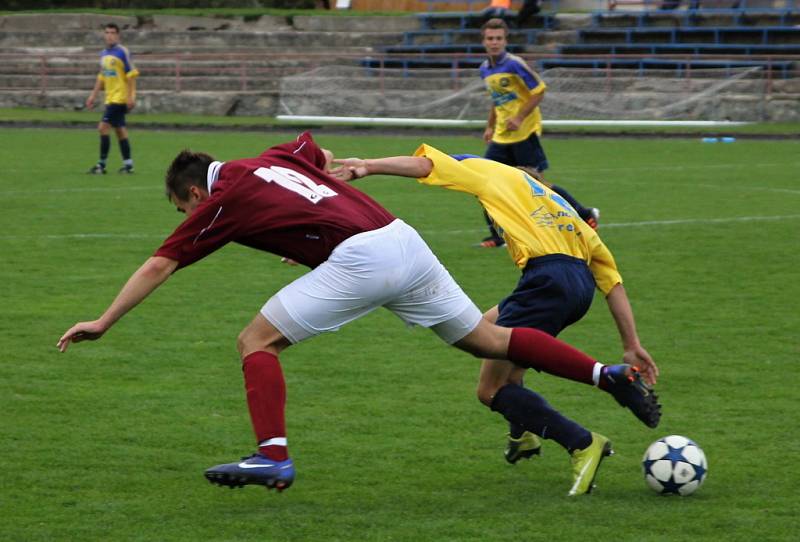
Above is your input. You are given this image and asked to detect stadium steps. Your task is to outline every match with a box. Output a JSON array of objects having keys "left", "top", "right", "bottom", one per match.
[
  {"left": 559, "top": 43, "right": 800, "bottom": 55},
  {"left": 0, "top": 72, "right": 471, "bottom": 93},
  {"left": 401, "top": 28, "right": 540, "bottom": 46},
  {"left": 378, "top": 43, "right": 525, "bottom": 56},
  {"left": 416, "top": 11, "right": 558, "bottom": 31},
  {"left": 0, "top": 29, "right": 404, "bottom": 50},
  {"left": 538, "top": 57, "right": 795, "bottom": 78},
  {"left": 577, "top": 26, "right": 800, "bottom": 46},
  {"left": 592, "top": 9, "right": 800, "bottom": 29}
]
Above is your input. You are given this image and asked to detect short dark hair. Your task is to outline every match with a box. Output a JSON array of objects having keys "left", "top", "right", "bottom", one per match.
[
  {"left": 104, "top": 23, "right": 120, "bottom": 33},
  {"left": 165, "top": 150, "right": 215, "bottom": 201},
  {"left": 516, "top": 166, "right": 543, "bottom": 182},
  {"left": 481, "top": 18, "right": 509, "bottom": 39}
]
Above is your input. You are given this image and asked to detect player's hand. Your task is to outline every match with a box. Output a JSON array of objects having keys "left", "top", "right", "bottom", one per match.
[
  {"left": 85, "top": 96, "right": 95, "bottom": 110},
  {"left": 505, "top": 116, "right": 522, "bottom": 132},
  {"left": 127, "top": 98, "right": 136, "bottom": 111},
  {"left": 280, "top": 257, "right": 299, "bottom": 266},
  {"left": 329, "top": 158, "right": 367, "bottom": 182},
  {"left": 482, "top": 126, "right": 494, "bottom": 143},
  {"left": 622, "top": 345, "right": 659, "bottom": 386},
  {"left": 57, "top": 320, "right": 108, "bottom": 353}
]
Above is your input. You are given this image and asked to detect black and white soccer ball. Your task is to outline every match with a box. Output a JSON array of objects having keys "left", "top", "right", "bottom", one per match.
[{"left": 642, "top": 435, "right": 708, "bottom": 496}]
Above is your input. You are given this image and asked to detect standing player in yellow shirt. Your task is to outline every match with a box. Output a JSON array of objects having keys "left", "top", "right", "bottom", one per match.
[
  {"left": 86, "top": 23, "right": 139, "bottom": 175},
  {"left": 331, "top": 149, "right": 660, "bottom": 496},
  {"left": 478, "top": 18, "right": 598, "bottom": 247}
]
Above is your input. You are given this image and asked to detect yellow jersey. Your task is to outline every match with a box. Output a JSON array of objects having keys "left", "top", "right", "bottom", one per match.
[
  {"left": 480, "top": 52, "right": 545, "bottom": 144},
  {"left": 97, "top": 44, "right": 139, "bottom": 105},
  {"left": 414, "top": 145, "right": 623, "bottom": 295}
]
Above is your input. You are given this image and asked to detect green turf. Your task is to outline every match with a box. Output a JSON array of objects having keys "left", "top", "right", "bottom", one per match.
[
  {"left": 2, "top": 107, "right": 799, "bottom": 136},
  {"left": 1, "top": 127, "right": 798, "bottom": 541}
]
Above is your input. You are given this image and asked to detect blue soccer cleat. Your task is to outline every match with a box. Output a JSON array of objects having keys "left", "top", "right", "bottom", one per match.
[
  {"left": 204, "top": 453, "right": 295, "bottom": 491},
  {"left": 603, "top": 364, "right": 661, "bottom": 428}
]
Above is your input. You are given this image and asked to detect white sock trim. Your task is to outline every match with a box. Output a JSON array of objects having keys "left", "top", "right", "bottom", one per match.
[
  {"left": 592, "top": 363, "right": 604, "bottom": 387},
  {"left": 259, "top": 437, "right": 287, "bottom": 447}
]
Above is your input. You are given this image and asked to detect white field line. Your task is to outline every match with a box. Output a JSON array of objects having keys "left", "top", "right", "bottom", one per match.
[
  {"left": 0, "top": 185, "right": 155, "bottom": 196},
  {"left": 2, "top": 214, "right": 799, "bottom": 241},
  {"left": 557, "top": 162, "right": 800, "bottom": 175},
  {"left": 2, "top": 160, "right": 799, "bottom": 196}
]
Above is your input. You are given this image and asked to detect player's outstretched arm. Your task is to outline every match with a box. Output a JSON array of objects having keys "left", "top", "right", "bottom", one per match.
[
  {"left": 605, "top": 283, "right": 659, "bottom": 385},
  {"left": 329, "top": 156, "right": 433, "bottom": 182},
  {"left": 57, "top": 256, "right": 178, "bottom": 352}
]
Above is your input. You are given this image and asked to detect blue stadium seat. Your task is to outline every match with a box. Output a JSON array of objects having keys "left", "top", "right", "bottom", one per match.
[
  {"left": 560, "top": 42, "right": 800, "bottom": 55},
  {"left": 579, "top": 25, "right": 800, "bottom": 45}
]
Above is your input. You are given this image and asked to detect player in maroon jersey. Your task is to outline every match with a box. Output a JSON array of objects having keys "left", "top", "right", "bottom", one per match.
[{"left": 57, "top": 132, "right": 649, "bottom": 495}]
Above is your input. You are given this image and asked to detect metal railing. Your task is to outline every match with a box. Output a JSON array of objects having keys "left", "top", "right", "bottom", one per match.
[{"left": 1, "top": 51, "right": 796, "bottom": 96}]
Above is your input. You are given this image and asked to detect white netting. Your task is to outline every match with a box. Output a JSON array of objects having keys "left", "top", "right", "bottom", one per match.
[
  {"left": 278, "top": 64, "right": 774, "bottom": 121},
  {"left": 541, "top": 66, "right": 767, "bottom": 120}
]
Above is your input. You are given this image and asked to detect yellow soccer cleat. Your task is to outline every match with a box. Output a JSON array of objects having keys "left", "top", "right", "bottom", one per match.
[
  {"left": 568, "top": 432, "right": 613, "bottom": 496},
  {"left": 505, "top": 431, "right": 543, "bottom": 464}
]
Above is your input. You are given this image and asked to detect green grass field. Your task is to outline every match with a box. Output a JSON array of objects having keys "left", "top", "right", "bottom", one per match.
[{"left": 1, "top": 126, "right": 798, "bottom": 541}]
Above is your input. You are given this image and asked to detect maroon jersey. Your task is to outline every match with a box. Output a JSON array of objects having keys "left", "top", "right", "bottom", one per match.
[{"left": 155, "top": 132, "right": 395, "bottom": 269}]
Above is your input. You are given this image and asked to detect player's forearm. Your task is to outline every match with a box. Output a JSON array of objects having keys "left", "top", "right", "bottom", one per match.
[
  {"left": 487, "top": 107, "right": 496, "bottom": 128},
  {"left": 517, "top": 91, "right": 544, "bottom": 121},
  {"left": 98, "top": 256, "right": 177, "bottom": 329},
  {"left": 606, "top": 283, "right": 641, "bottom": 350},
  {"left": 364, "top": 156, "right": 433, "bottom": 179},
  {"left": 127, "top": 78, "right": 136, "bottom": 101},
  {"left": 88, "top": 78, "right": 102, "bottom": 98}
]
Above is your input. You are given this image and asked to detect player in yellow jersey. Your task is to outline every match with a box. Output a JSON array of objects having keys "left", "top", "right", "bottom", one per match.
[
  {"left": 86, "top": 23, "right": 139, "bottom": 175},
  {"left": 330, "top": 148, "right": 661, "bottom": 495},
  {"left": 478, "top": 18, "right": 599, "bottom": 248}
]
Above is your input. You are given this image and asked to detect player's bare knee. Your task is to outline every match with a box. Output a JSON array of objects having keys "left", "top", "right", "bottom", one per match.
[
  {"left": 237, "top": 328, "right": 264, "bottom": 357},
  {"left": 237, "top": 317, "right": 289, "bottom": 358},
  {"left": 476, "top": 383, "right": 496, "bottom": 407}
]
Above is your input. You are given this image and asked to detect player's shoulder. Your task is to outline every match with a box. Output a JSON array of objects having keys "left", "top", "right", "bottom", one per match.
[{"left": 505, "top": 52, "right": 535, "bottom": 71}]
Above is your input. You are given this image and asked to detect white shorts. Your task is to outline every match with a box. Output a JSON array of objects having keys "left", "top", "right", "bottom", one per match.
[{"left": 261, "top": 219, "right": 482, "bottom": 345}]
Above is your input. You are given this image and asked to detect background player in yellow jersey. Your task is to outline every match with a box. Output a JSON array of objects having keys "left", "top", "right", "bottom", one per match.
[
  {"left": 479, "top": 18, "right": 599, "bottom": 247},
  {"left": 331, "top": 149, "right": 660, "bottom": 495},
  {"left": 86, "top": 23, "right": 139, "bottom": 175}
]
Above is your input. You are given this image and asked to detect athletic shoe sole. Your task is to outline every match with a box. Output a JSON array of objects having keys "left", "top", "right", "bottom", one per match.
[
  {"left": 610, "top": 367, "right": 662, "bottom": 428},
  {"left": 204, "top": 470, "right": 293, "bottom": 492}
]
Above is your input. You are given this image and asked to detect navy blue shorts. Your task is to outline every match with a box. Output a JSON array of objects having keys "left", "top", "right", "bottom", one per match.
[
  {"left": 101, "top": 103, "right": 128, "bottom": 128},
  {"left": 496, "top": 254, "right": 595, "bottom": 336},
  {"left": 484, "top": 132, "right": 549, "bottom": 172}
]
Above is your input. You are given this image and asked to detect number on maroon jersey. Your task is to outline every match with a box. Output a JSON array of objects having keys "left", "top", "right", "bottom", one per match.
[{"left": 254, "top": 166, "right": 338, "bottom": 204}]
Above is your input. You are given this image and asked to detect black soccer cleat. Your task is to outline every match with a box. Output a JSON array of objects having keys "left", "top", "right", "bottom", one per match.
[
  {"left": 118, "top": 165, "right": 134, "bottom": 174},
  {"left": 603, "top": 364, "right": 661, "bottom": 428},
  {"left": 204, "top": 453, "right": 295, "bottom": 492},
  {"left": 87, "top": 163, "right": 106, "bottom": 174}
]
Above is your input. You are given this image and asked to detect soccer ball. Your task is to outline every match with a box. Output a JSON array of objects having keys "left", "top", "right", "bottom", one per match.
[{"left": 642, "top": 435, "right": 708, "bottom": 496}]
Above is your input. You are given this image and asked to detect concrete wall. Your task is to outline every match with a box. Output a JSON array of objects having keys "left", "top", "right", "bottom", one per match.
[{"left": 0, "top": 12, "right": 795, "bottom": 122}]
